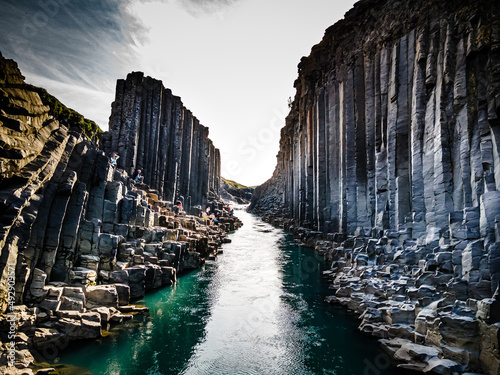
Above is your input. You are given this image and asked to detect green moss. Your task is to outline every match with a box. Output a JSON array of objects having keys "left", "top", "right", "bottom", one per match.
[
  {"left": 221, "top": 177, "right": 251, "bottom": 190},
  {"left": 101, "top": 329, "right": 118, "bottom": 337},
  {"left": 25, "top": 84, "right": 103, "bottom": 141}
]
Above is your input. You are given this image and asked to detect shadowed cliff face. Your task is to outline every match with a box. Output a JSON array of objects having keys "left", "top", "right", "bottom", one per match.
[
  {"left": 249, "top": 1, "right": 500, "bottom": 372},
  {"left": 0, "top": 52, "right": 85, "bottom": 313},
  {"left": 103, "top": 72, "right": 221, "bottom": 209},
  {"left": 251, "top": 0, "right": 500, "bottom": 244},
  {"left": 0, "top": 53, "right": 228, "bottom": 327}
]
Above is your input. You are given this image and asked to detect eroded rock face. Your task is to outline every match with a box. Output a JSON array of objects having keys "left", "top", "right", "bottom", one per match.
[
  {"left": 250, "top": 0, "right": 500, "bottom": 247},
  {"left": 0, "top": 53, "right": 53, "bottom": 180},
  {"left": 250, "top": 0, "right": 500, "bottom": 373},
  {"left": 103, "top": 72, "right": 221, "bottom": 208},
  {"left": 0, "top": 52, "right": 242, "bottom": 372},
  {"left": 220, "top": 178, "right": 254, "bottom": 204}
]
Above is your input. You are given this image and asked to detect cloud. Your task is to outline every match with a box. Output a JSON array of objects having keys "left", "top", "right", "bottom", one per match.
[
  {"left": 0, "top": 0, "right": 241, "bottom": 126},
  {"left": 177, "top": 0, "right": 242, "bottom": 16},
  {"left": 0, "top": 0, "right": 149, "bottom": 126}
]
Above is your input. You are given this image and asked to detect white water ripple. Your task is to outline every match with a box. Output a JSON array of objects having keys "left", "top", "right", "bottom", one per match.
[{"left": 181, "top": 209, "right": 311, "bottom": 375}]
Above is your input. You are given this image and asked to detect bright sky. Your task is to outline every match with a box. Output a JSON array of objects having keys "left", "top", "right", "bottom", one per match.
[{"left": 0, "top": 0, "right": 357, "bottom": 186}]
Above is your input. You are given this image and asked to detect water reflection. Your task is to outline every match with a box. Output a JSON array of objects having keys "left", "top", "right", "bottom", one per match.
[
  {"left": 58, "top": 210, "right": 404, "bottom": 375},
  {"left": 181, "top": 217, "right": 310, "bottom": 375}
]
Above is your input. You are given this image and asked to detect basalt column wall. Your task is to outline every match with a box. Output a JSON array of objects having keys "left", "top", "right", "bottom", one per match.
[
  {"left": 251, "top": 0, "right": 500, "bottom": 249},
  {"left": 104, "top": 72, "right": 221, "bottom": 208}
]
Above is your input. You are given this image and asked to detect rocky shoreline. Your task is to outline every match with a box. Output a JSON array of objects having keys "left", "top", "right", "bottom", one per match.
[
  {"left": 255, "top": 213, "right": 500, "bottom": 375},
  {"left": 248, "top": 0, "right": 500, "bottom": 373},
  {"left": 0, "top": 52, "right": 241, "bottom": 375},
  {"left": 0, "top": 169, "right": 241, "bottom": 375}
]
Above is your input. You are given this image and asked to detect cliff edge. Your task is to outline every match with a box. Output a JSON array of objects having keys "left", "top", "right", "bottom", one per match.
[
  {"left": 0, "top": 52, "right": 238, "bottom": 373},
  {"left": 250, "top": 0, "right": 500, "bottom": 373}
]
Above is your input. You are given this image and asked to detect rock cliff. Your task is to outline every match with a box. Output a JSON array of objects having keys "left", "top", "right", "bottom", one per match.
[
  {"left": 220, "top": 178, "right": 254, "bottom": 204},
  {"left": 252, "top": 0, "right": 500, "bottom": 243},
  {"left": 103, "top": 72, "right": 221, "bottom": 209},
  {"left": 0, "top": 52, "right": 236, "bottom": 373},
  {"left": 250, "top": 0, "right": 500, "bottom": 373}
]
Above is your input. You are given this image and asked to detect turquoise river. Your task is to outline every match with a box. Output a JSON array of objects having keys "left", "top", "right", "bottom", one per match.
[{"left": 57, "top": 208, "right": 406, "bottom": 375}]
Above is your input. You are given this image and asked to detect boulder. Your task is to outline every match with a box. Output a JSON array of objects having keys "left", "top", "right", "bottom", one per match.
[
  {"left": 29, "top": 269, "right": 47, "bottom": 301},
  {"left": 69, "top": 268, "right": 97, "bottom": 286},
  {"left": 439, "top": 313, "right": 479, "bottom": 350},
  {"left": 476, "top": 296, "right": 500, "bottom": 324},
  {"left": 161, "top": 267, "right": 176, "bottom": 286},
  {"left": 388, "top": 324, "right": 415, "bottom": 340},
  {"left": 79, "top": 255, "right": 100, "bottom": 271},
  {"left": 115, "top": 284, "right": 130, "bottom": 306},
  {"left": 127, "top": 267, "right": 146, "bottom": 299},
  {"left": 113, "top": 224, "right": 129, "bottom": 237},
  {"left": 388, "top": 304, "right": 416, "bottom": 325},
  {"left": 145, "top": 265, "right": 163, "bottom": 290},
  {"left": 59, "top": 296, "right": 84, "bottom": 312},
  {"left": 62, "top": 287, "right": 85, "bottom": 301},
  {"left": 462, "top": 240, "right": 484, "bottom": 281},
  {"left": 479, "top": 321, "right": 500, "bottom": 375},
  {"left": 394, "top": 342, "right": 442, "bottom": 362},
  {"left": 423, "top": 358, "right": 462, "bottom": 374},
  {"left": 91, "top": 306, "right": 112, "bottom": 324},
  {"left": 98, "top": 234, "right": 121, "bottom": 257},
  {"left": 85, "top": 285, "right": 119, "bottom": 309},
  {"left": 38, "top": 299, "right": 60, "bottom": 312},
  {"left": 181, "top": 252, "right": 203, "bottom": 270},
  {"left": 56, "top": 313, "right": 101, "bottom": 340},
  {"left": 110, "top": 269, "right": 129, "bottom": 284},
  {"left": 32, "top": 328, "right": 62, "bottom": 349},
  {"left": 44, "top": 286, "right": 63, "bottom": 300}
]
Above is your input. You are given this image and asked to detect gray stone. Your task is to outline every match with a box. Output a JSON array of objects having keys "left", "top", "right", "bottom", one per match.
[
  {"left": 161, "top": 267, "right": 176, "bottom": 286},
  {"left": 59, "top": 296, "right": 84, "bottom": 312},
  {"left": 85, "top": 285, "right": 119, "bottom": 309},
  {"left": 480, "top": 192, "right": 500, "bottom": 238},
  {"left": 423, "top": 358, "right": 462, "bottom": 375},
  {"left": 33, "top": 328, "right": 62, "bottom": 349},
  {"left": 98, "top": 234, "right": 121, "bottom": 257},
  {"left": 127, "top": 267, "right": 146, "bottom": 299},
  {"left": 115, "top": 284, "right": 130, "bottom": 306},
  {"left": 38, "top": 299, "right": 60, "bottom": 312},
  {"left": 56, "top": 313, "right": 101, "bottom": 340}
]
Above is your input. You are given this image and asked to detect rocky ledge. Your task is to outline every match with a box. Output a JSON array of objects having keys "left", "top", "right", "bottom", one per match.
[
  {"left": 250, "top": 0, "right": 500, "bottom": 373},
  {"left": 220, "top": 178, "right": 254, "bottom": 205},
  {"left": 0, "top": 52, "right": 241, "bottom": 374},
  {"left": 261, "top": 215, "right": 500, "bottom": 375},
  {"left": 1, "top": 195, "right": 240, "bottom": 375}
]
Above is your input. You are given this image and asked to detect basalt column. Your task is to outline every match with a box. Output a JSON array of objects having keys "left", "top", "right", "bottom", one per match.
[
  {"left": 0, "top": 51, "right": 234, "bottom": 334},
  {"left": 104, "top": 72, "right": 221, "bottom": 207},
  {"left": 251, "top": 0, "right": 500, "bottom": 246}
]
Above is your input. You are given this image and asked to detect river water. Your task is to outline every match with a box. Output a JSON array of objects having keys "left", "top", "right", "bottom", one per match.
[{"left": 57, "top": 209, "right": 402, "bottom": 375}]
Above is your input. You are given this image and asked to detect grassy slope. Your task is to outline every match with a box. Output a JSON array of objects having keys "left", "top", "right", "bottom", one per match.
[
  {"left": 221, "top": 177, "right": 255, "bottom": 190},
  {"left": 25, "top": 84, "right": 103, "bottom": 141}
]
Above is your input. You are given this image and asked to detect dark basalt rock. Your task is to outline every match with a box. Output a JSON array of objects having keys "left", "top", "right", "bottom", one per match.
[
  {"left": 220, "top": 178, "right": 254, "bottom": 204},
  {"left": 102, "top": 72, "right": 221, "bottom": 209},
  {"left": 250, "top": 0, "right": 500, "bottom": 373},
  {"left": 0, "top": 52, "right": 241, "bottom": 373},
  {"left": 252, "top": 0, "right": 500, "bottom": 244}
]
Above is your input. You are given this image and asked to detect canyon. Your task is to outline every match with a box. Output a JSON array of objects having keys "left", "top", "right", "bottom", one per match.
[
  {"left": 0, "top": 52, "right": 239, "bottom": 374},
  {"left": 0, "top": 0, "right": 500, "bottom": 373},
  {"left": 250, "top": 0, "right": 500, "bottom": 373}
]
